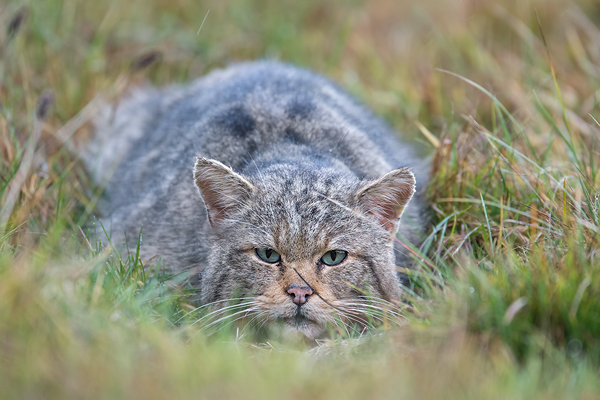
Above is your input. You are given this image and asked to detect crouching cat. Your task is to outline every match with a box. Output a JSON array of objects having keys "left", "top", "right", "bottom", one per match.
[{"left": 86, "top": 61, "right": 428, "bottom": 338}]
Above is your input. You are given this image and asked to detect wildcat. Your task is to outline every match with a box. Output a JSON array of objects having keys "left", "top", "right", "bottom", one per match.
[{"left": 86, "top": 61, "right": 428, "bottom": 338}]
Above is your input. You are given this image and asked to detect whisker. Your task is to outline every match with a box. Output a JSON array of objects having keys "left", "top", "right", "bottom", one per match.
[
  {"left": 175, "top": 297, "right": 257, "bottom": 323},
  {"left": 329, "top": 312, "right": 360, "bottom": 336},
  {"left": 194, "top": 303, "right": 257, "bottom": 323},
  {"left": 336, "top": 303, "right": 406, "bottom": 328},
  {"left": 256, "top": 311, "right": 278, "bottom": 331},
  {"left": 356, "top": 296, "right": 404, "bottom": 309},
  {"left": 339, "top": 302, "right": 406, "bottom": 318},
  {"left": 332, "top": 308, "right": 378, "bottom": 330},
  {"left": 339, "top": 306, "right": 406, "bottom": 326},
  {"left": 199, "top": 307, "right": 261, "bottom": 332},
  {"left": 209, "top": 309, "right": 264, "bottom": 336},
  {"left": 327, "top": 315, "right": 350, "bottom": 337},
  {"left": 339, "top": 307, "right": 403, "bottom": 327},
  {"left": 352, "top": 296, "right": 403, "bottom": 310},
  {"left": 340, "top": 300, "right": 406, "bottom": 318},
  {"left": 243, "top": 311, "right": 270, "bottom": 331},
  {"left": 338, "top": 313, "right": 376, "bottom": 331},
  {"left": 189, "top": 301, "right": 259, "bottom": 328}
]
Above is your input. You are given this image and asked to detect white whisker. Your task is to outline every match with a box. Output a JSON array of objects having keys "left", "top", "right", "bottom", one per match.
[
  {"left": 199, "top": 307, "right": 260, "bottom": 332},
  {"left": 175, "top": 297, "right": 257, "bottom": 323},
  {"left": 189, "top": 301, "right": 259, "bottom": 328},
  {"left": 339, "top": 302, "right": 405, "bottom": 318},
  {"left": 210, "top": 310, "right": 264, "bottom": 335}
]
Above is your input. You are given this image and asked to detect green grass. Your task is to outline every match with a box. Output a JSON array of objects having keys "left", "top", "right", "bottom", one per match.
[{"left": 2, "top": 0, "right": 600, "bottom": 398}]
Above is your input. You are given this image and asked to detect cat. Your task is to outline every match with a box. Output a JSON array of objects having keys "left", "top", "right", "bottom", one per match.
[{"left": 86, "top": 61, "right": 428, "bottom": 338}]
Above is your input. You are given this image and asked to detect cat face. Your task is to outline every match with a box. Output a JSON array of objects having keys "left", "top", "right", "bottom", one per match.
[{"left": 194, "top": 157, "right": 415, "bottom": 338}]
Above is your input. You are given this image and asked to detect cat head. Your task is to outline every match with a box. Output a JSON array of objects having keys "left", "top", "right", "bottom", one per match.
[{"left": 193, "top": 157, "right": 415, "bottom": 338}]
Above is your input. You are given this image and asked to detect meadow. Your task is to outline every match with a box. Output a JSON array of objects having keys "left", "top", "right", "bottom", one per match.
[{"left": 1, "top": 0, "right": 600, "bottom": 398}]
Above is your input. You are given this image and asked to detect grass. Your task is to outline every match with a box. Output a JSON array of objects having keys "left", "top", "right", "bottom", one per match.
[{"left": 1, "top": 0, "right": 600, "bottom": 398}]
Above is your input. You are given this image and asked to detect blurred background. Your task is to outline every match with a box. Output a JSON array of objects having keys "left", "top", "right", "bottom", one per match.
[{"left": 2, "top": 0, "right": 599, "bottom": 142}]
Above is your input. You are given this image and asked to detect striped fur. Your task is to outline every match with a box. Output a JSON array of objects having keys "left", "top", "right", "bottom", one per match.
[{"left": 86, "top": 61, "right": 428, "bottom": 338}]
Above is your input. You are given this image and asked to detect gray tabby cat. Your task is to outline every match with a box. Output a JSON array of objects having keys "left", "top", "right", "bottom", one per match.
[{"left": 87, "top": 61, "right": 428, "bottom": 338}]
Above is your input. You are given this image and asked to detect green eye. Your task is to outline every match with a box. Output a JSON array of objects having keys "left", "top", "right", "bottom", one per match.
[
  {"left": 255, "top": 248, "right": 281, "bottom": 263},
  {"left": 320, "top": 250, "right": 348, "bottom": 266}
]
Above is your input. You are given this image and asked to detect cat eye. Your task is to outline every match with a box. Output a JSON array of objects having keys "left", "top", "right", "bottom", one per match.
[
  {"left": 255, "top": 248, "right": 281, "bottom": 263},
  {"left": 320, "top": 250, "right": 348, "bottom": 266}
]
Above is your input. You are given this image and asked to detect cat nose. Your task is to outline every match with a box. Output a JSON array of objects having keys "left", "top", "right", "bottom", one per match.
[{"left": 286, "top": 285, "right": 313, "bottom": 306}]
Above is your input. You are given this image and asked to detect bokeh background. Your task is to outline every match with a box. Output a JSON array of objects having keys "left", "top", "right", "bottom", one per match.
[{"left": 4, "top": 0, "right": 599, "bottom": 139}]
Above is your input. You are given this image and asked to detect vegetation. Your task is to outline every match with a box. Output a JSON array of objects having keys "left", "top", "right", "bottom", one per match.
[{"left": 1, "top": 0, "right": 599, "bottom": 398}]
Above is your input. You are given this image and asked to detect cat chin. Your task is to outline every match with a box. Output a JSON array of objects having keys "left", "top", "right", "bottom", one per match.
[{"left": 281, "top": 317, "right": 327, "bottom": 340}]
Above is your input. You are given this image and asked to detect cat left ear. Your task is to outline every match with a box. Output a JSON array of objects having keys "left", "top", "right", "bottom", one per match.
[
  {"left": 356, "top": 168, "right": 416, "bottom": 233},
  {"left": 193, "top": 157, "right": 254, "bottom": 228}
]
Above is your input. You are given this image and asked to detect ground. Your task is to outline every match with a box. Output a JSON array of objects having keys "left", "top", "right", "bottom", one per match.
[{"left": 1, "top": 0, "right": 600, "bottom": 398}]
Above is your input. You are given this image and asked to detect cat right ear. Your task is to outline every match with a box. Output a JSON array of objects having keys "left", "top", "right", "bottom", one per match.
[
  {"left": 193, "top": 157, "right": 254, "bottom": 228},
  {"left": 356, "top": 168, "right": 416, "bottom": 233}
]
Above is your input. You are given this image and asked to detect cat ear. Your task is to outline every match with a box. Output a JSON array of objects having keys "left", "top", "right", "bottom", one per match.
[
  {"left": 193, "top": 157, "right": 254, "bottom": 228},
  {"left": 356, "top": 168, "right": 416, "bottom": 233}
]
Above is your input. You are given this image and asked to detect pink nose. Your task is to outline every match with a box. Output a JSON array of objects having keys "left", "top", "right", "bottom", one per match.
[{"left": 287, "top": 286, "right": 313, "bottom": 306}]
